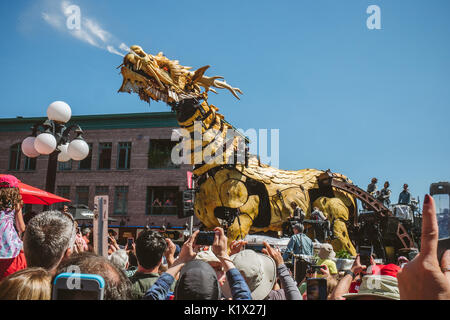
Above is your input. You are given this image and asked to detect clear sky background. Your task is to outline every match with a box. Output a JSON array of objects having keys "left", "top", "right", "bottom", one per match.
[{"left": 0, "top": 0, "right": 449, "bottom": 207}]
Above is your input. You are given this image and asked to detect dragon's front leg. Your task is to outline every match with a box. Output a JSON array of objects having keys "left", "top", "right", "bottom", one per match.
[
  {"left": 194, "top": 168, "right": 260, "bottom": 247},
  {"left": 313, "top": 197, "right": 357, "bottom": 256}
]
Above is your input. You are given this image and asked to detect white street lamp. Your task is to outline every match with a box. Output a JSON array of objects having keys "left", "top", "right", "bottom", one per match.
[
  {"left": 22, "top": 100, "right": 87, "bottom": 196},
  {"left": 47, "top": 101, "right": 72, "bottom": 124},
  {"left": 68, "top": 138, "right": 89, "bottom": 161},
  {"left": 57, "top": 143, "right": 71, "bottom": 162},
  {"left": 21, "top": 136, "right": 40, "bottom": 158},
  {"left": 34, "top": 133, "right": 57, "bottom": 155}
]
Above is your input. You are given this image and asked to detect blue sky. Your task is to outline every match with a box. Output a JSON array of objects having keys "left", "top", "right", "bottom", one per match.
[{"left": 0, "top": 0, "right": 449, "bottom": 206}]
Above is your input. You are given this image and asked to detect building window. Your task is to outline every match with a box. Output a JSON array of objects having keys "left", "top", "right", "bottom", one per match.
[
  {"left": 9, "top": 143, "right": 21, "bottom": 171},
  {"left": 95, "top": 186, "right": 109, "bottom": 196},
  {"left": 24, "top": 156, "right": 37, "bottom": 171},
  {"left": 98, "top": 143, "right": 112, "bottom": 170},
  {"left": 58, "top": 160, "right": 72, "bottom": 171},
  {"left": 146, "top": 187, "right": 179, "bottom": 215},
  {"left": 57, "top": 186, "right": 71, "bottom": 200},
  {"left": 117, "top": 142, "right": 131, "bottom": 170},
  {"left": 114, "top": 186, "right": 128, "bottom": 215},
  {"left": 148, "top": 140, "right": 178, "bottom": 169},
  {"left": 78, "top": 143, "right": 93, "bottom": 170},
  {"left": 75, "top": 186, "right": 89, "bottom": 206}
]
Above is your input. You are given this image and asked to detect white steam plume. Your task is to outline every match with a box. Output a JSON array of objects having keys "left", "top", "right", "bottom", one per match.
[{"left": 42, "top": 1, "right": 129, "bottom": 57}]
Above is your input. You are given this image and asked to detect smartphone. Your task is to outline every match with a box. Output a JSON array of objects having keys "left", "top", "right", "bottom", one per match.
[
  {"left": 195, "top": 231, "right": 215, "bottom": 246},
  {"left": 52, "top": 273, "right": 105, "bottom": 300},
  {"left": 126, "top": 237, "right": 134, "bottom": 250},
  {"left": 359, "top": 246, "right": 373, "bottom": 267},
  {"left": 308, "top": 265, "right": 323, "bottom": 276},
  {"left": 307, "top": 278, "right": 327, "bottom": 300},
  {"left": 245, "top": 243, "right": 265, "bottom": 253},
  {"left": 437, "top": 237, "right": 450, "bottom": 264}
]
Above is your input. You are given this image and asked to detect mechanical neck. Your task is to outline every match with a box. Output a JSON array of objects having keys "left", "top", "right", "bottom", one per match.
[{"left": 173, "top": 99, "right": 244, "bottom": 177}]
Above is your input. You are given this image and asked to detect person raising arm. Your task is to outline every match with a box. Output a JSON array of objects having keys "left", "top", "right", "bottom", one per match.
[{"left": 397, "top": 194, "right": 450, "bottom": 300}]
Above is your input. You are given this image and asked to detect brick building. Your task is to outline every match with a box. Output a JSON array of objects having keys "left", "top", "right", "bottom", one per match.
[{"left": 0, "top": 112, "right": 197, "bottom": 229}]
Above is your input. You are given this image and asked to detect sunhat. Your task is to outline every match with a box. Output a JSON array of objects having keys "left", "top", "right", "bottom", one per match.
[
  {"left": 342, "top": 275, "right": 400, "bottom": 300},
  {"left": 0, "top": 174, "right": 19, "bottom": 188},
  {"left": 318, "top": 243, "right": 336, "bottom": 260},
  {"left": 195, "top": 248, "right": 221, "bottom": 263},
  {"left": 230, "top": 249, "right": 277, "bottom": 300}
]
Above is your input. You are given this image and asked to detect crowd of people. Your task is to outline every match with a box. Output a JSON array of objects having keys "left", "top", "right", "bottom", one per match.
[{"left": 0, "top": 174, "right": 449, "bottom": 300}]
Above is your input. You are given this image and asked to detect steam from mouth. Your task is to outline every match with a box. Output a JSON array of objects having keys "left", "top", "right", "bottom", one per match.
[{"left": 42, "top": 0, "right": 129, "bottom": 57}]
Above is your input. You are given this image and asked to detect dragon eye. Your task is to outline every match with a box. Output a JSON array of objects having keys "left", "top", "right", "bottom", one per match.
[{"left": 162, "top": 66, "right": 169, "bottom": 72}]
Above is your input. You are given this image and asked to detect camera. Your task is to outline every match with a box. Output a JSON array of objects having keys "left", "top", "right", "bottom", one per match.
[
  {"left": 195, "top": 231, "right": 216, "bottom": 246},
  {"left": 307, "top": 265, "right": 324, "bottom": 275}
]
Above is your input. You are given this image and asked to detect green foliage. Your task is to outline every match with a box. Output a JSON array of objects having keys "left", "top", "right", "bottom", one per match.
[{"left": 336, "top": 249, "right": 352, "bottom": 259}]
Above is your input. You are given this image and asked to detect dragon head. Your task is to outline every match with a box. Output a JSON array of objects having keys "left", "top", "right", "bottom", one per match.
[{"left": 118, "top": 45, "right": 243, "bottom": 105}]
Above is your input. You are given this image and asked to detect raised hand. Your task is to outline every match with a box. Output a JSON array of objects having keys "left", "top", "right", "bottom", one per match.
[
  {"left": 351, "top": 254, "right": 365, "bottom": 275},
  {"left": 397, "top": 194, "right": 450, "bottom": 300},
  {"left": 212, "top": 227, "right": 238, "bottom": 272},
  {"left": 165, "top": 238, "right": 177, "bottom": 266},
  {"left": 261, "top": 241, "right": 284, "bottom": 267},
  {"left": 230, "top": 240, "right": 248, "bottom": 256},
  {"left": 319, "top": 265, "right": 331, "bottom": 278},
  {"left": 176, "top": 230, "right": 199, "bottom": 265},
  {"left": 212, "top": 227, "right": 229, "bottom": 259}
]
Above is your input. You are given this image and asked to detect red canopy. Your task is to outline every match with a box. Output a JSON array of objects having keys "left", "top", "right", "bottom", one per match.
[{"left": 0, "top": 174, "right": 71, "bottom": 205}]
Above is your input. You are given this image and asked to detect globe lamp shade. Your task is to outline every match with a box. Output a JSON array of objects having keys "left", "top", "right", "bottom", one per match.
[
  {"left": 57, "top": 143, "right": 71, "bottom": 162},
  {"left": 34, "top": 133, "right": 57, "bottom": 155},
  {"left": 68, "top": 139, "right": 89, "bottom": 161},
  {"left": 47, "top": 101, "right": 72, "bottom": 123},
  {"left": 21, "top": 136, "right": 40, "bottom": 158}
]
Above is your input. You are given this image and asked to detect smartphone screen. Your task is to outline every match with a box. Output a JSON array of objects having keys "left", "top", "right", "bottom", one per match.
[
  {"left": 307, "top": 278, "right": 327, "bottom": 300},
  {"left": 55, "top": 288, "right": 101, "bottom": 300},
  {"left": 195, "top": 231, "right": 215, "bottom": 246},
  {"left": 126, "top": 238, "right": 134, "bottom": 250},
  {"left": 359, "top": 246, "right": 372, "bottom": 266}
]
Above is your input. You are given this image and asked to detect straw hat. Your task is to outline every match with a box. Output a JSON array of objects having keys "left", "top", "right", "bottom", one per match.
[
  {"left": 343, "top": 275, "right": 400, "bottom": 300},
  {"left": 318, "top": 243, "right": 336, "bottom": 260}
]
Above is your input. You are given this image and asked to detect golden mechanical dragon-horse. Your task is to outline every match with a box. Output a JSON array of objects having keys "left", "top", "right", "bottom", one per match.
[{"left": 117, "top": 45, "right": 358, "bottom": 256}]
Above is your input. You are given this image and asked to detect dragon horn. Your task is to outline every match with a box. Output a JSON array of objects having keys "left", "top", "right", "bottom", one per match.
[{"left": 192, "top": 65, "right": 210, "bottom": 82}]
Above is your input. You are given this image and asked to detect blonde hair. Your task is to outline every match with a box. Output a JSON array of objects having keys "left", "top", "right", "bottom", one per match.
[{"left": 0, "top": 268, "right": 52, "bottom": 300}]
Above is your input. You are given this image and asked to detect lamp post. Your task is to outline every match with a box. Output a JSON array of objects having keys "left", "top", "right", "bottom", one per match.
[{"left": 21, "top": 101, "right": 89, "bottom": 198}]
